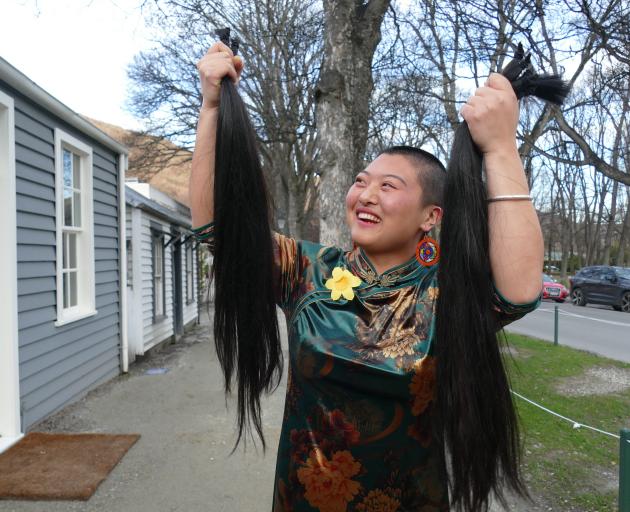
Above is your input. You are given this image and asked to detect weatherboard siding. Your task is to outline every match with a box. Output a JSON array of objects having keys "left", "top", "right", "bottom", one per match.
[
  {"left": 125, "top": 200, "right": 199, "bottom": 358},
  {"left": 3, "top": 82, "right": 122, "bottom": 430}
]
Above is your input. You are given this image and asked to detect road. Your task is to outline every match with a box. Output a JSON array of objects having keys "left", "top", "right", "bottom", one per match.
[{"left": 505, "top": 299, "right": 630, "bottom": 363}]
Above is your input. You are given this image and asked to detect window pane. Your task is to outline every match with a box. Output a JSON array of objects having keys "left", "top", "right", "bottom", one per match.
[
  {"left": 64, "top": 189, "right": 72, "bottom": 226},
  {"left": 73, "top": 153, "right": 81, "bottom": 188},
  {"left": 62, "top": 233, "right": 78, "bottom": 271},
  {"left": 68, "top": 271, "right": 78, "bottom": 307},
  {"left": 126, "top": 239, "right": 133, "bottom": 288},
  {"left": 63, "top": 233, "right": 68, "bottom": 269},
  {"left": 155, "top": 276, "right": 163, "bottom": 316},
  {"left": 63, "top": 150, "right": 72, "bottom": 188},
  {"left": 63, "top": 273, "right": 69, "bottom": 309},
  {"left": 68, "top": 233, "right": 77, "bottom": 268},
  {"left": 73, "top": 191, "right": 81, "bottom": 227},
  {"left": 154, "top": 241, "right": 162, "bottom": 278}
]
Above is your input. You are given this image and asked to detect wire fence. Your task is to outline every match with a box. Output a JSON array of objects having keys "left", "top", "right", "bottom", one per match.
[{"left": 511, "top": 390, "right": 628, "bottom": 442}]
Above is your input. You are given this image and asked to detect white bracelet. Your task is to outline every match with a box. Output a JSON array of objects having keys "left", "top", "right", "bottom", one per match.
[{"left": 487, "top": 194, "right": 532, "bottom": 203}]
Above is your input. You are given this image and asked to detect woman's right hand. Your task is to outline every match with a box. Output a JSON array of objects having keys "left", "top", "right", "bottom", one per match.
[{"left": 196, "top": 41, "right": 244, "bottom": 111}]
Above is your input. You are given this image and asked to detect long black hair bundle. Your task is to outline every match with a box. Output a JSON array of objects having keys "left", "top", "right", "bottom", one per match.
[
  {"left": 211, "top": 28, "right": 283, "bottom": 452},
  {"left": 435, "top": 44, "right": 570, "bottom": 511}
]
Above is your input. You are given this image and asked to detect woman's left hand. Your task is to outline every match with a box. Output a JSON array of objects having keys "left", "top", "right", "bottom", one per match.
[{"left": 460, "top": 73, "right": 519, "bottom": 157}]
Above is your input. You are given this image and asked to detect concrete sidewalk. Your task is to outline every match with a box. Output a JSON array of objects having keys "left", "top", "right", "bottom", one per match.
[
  {"left": 0, "top": 309, "right": 538, "bottom": 512},
  {"left": 0, "top": 310, "right": 287, "bottom": 512}
]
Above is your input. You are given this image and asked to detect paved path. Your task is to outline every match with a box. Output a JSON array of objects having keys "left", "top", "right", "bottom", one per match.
[
  {"left": 0, "top": 309, "right": 539, "bottom": 511},
  {"left": 0, "top": 311, "right": 287, "bottom": 512},
  {"left": 506, "top": 300, "right": 630, "bottom": 363}
]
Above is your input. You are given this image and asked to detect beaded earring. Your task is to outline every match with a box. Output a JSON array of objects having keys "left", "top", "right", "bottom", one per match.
[{"left": 415, "top": 234, "right": 440, "bottom": 266}]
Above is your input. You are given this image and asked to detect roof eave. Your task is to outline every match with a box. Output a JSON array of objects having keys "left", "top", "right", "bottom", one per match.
[{"left": 0, "top": 56, "right": 128, "bottom": 156}]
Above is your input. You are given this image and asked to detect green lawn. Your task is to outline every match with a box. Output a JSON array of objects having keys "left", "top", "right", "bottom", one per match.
[{"left": 504, "top": 333, "right": 630, "bottom": 511}]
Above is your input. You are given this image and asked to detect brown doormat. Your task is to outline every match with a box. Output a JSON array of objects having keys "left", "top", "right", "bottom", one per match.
[{"left": 0, "top": 432, "right": 140, "bottom": 501}]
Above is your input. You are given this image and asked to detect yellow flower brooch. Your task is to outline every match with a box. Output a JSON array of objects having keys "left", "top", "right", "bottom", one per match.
[{"left": 325, "top": 267, "right": 362, "bottom": 301}]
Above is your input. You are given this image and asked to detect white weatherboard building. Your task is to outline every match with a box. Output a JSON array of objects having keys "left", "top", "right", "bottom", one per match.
[{"left": 125, "top": 182, "right": 200, "bottom": 361}]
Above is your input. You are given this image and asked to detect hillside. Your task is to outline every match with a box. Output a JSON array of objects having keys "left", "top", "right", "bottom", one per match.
[{"left": 86, "top": 118, "right": 193, "bottom": 207}]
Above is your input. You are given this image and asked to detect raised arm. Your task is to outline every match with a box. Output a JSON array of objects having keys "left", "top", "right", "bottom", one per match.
[
  {"left": 190, "top": 42, "right": 243, "bottom": 228},
  {"left": 189, "top": 44, "right": 308, "bottom": 310},
  {"left": 461, "top": 72, "right": 544, "bottom": 305}
]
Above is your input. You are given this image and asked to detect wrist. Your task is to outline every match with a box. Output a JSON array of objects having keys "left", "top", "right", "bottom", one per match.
[
  {"left": 200, "top": 101, "right": 220, "bottom": 115},
  {"left": 483, "top": 143, "right": 519, "bottom": 162},
  {"left": 484, "top": 147, "right": 529, "bottom": 197}
]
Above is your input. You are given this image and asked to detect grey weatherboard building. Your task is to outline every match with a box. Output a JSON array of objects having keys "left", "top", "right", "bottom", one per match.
[{"left": 0, "top": 56, "right": 129, "bottom": 453}]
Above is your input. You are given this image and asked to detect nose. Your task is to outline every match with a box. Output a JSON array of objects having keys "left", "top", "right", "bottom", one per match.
[{"left": 358, "top": 182, "right": 378, "bottom": 205}]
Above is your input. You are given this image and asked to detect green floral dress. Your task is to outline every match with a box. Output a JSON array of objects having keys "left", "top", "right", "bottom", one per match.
[{"left": 195, "top": 224, "right": 540, "bottom": 512}]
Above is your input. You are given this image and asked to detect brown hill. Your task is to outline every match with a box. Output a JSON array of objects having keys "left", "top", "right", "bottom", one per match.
[{"left": 86, "top": 118, "right": 192, "bottom": 207}]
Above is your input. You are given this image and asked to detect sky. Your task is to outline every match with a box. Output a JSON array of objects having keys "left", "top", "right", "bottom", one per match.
[{"left": 1, "top": 0, "right": 152, "bottom": 130}]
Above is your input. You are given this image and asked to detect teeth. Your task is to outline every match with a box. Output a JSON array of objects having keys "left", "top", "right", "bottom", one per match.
[{"left": 357, "top": 212, "right": 381, "bottom": 223}]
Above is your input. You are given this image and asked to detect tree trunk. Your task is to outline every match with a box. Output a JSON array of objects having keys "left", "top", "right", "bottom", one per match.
[
  {"left": 315, "top": 0, "right": 391, "bottom": 247},
  {"left": 602, "top": 180, "right": 619, "bottom": 265},
  {"left": 592, "top": 176, "right": 609, "bottom": 264},
  {"left": 560, "top": 219, "right": 570, "bottom": 279},
  {"left": 288, "top": 183, "right": 300, "bottom": 239}
]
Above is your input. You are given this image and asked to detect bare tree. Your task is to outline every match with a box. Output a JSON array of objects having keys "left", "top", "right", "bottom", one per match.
[
  {"left": 315, "top": 0, "right": 391, "bottom": 246},
  {"left": 127, "top": 0, "right": 323, "bottom": 237},
  {"left": 546, "top": 0, "right": 630, "bottom": 186}
]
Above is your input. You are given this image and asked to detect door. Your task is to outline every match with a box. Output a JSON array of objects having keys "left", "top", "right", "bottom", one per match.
[
  {"left": 598, "top": 268, "right": 619, "bottom": 304},
  {"left": 582, "top": 267, "right": 602, "bottom": 302}
]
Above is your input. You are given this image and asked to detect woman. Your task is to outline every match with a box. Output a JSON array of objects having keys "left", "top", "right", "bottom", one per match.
[{"left": 190, "top": 42, "right": 542, "bottom": 511}]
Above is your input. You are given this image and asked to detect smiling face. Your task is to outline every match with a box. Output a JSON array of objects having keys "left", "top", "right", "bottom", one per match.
[{"left": 345, "top": 153, "right": 442, "bottom": 261}]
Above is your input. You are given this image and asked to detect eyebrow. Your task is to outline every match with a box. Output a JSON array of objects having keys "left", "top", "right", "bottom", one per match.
[{"left": 358, "top": 169, "right": 407, "bottom": 186}]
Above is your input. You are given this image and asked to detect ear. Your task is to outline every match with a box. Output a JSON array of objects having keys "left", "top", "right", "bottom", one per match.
[{"left": 420, "top": 205, "right": 443, "bottom": 232}]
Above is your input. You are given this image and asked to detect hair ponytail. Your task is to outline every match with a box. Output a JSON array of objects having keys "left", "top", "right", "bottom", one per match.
[
  {"left": 435, "top": 44, "right": 570, "bottom": 511},
  {"left": 212, "top": 28, "right": 283, "bottom": 452}
]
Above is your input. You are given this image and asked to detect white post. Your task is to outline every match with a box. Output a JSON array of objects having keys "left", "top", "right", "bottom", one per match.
[
  {"left": 0, "top": 91, "right": 23, "bottom": 452},
  {"left": 130, "top": 207, "right": 144, "bottom": 357},
  {"left": 118, "top": 154, "right": 129, "bottom": 373}
]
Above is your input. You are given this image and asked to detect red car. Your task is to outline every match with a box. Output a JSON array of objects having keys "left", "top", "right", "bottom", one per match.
[{"left": 542, "top": 273, "right": 569, "bottom": 302}]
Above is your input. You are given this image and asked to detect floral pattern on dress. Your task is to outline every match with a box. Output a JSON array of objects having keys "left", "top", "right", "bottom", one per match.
[
  {"left": 297, "top": 449, "right": 362, "bottom": 512},
  {"left": 409, "top": 356, "right": 436, "bottom": 417},
  {"left": 282, "top": 408, "right": 363, "bottom": 511},
  {"left": 355, "top": 488, "right": 401, "bottom": 512}
]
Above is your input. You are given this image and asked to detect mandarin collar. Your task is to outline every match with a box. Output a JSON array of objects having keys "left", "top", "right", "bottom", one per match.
[{"left": 346, "top": 245, "right": 427, "bottom": 287}]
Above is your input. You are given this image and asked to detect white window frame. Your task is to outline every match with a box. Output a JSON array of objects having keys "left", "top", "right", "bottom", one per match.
[
  {"left": 126, "top": 238, "right": 133, "bottom": 288},
  {"left": 54, "top": 129, "right": 96, "bottom": 326},
  {"left": 152, "top": 231, "right": 166, "bottom": 322}
]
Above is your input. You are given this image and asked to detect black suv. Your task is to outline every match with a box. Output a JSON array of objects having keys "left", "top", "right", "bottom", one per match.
[{"left": 569, "top": 266, "right": 630, "bottom": 312}]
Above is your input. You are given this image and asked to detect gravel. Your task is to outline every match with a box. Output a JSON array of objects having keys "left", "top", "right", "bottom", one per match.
[{"left": 554, "top": 366, "right": 630, "bottom": 396}]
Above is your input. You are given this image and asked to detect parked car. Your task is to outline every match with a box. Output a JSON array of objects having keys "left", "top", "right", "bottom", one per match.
[
  {"left": 569, "top": 266, "right": 630, "bottom": 312},
  {"left": 542, "top": 273, "right": 569, "bottom": 302}
]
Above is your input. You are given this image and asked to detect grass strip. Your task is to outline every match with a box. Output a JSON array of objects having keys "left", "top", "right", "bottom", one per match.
[{"left": 504, "top": 333, "right": 630, "bottom": 511}]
